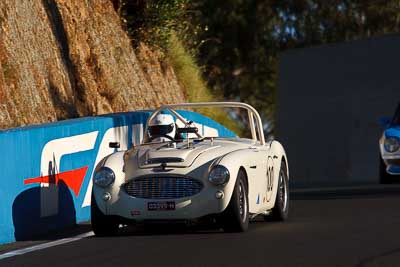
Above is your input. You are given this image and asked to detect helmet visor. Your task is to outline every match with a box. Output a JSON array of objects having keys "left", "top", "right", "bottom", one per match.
[{"left": 148, "top": 124, "right": 174, "bottom": 136}]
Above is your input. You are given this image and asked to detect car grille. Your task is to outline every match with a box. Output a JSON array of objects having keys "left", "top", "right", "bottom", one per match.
[{"left": 124, "top": 176, "right": 203, "bottom": 199}]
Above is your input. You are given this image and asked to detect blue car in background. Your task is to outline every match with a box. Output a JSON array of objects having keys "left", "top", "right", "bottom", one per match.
[{"left": 379, "top": 103, "right": 400, "bottom": 183}]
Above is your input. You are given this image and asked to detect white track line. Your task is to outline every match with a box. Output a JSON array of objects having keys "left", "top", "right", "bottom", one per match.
[{"left": 0, "top": 231, "right": 94, "bottom": 260}]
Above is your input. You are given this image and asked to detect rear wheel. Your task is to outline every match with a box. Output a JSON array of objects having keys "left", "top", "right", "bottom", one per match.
[
  {"left": 265, "top": 161, "right": 289, "bottom": 221},
  {"left": 91, "top": 194, "right": 119, "bottom": 236},
  {"left": 379, "top": 156, "right": 393, "bottom": 184},
  {"left": 221, "top": 170, "right": 249, "bottom": 232}
]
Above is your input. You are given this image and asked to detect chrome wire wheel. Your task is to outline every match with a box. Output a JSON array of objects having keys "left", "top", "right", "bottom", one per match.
[
  {"left": 279, "top": 170, "right": 288, "bottom": 213},
  {"left": 239, "top": 180, "right": 248, "bottom": 223},
  {"left": 221, "top": 170, "right": 249, "bottom": 232},
  {"left": 265, "top": 160, "right": 289, "bottom": 221}
]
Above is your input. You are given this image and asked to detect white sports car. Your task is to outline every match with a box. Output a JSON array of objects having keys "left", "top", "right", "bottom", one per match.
[{"left": 91, "top": 102, "right": 290, "bottom": 235}]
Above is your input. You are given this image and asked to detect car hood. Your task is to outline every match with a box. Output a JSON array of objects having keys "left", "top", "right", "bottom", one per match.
[
  {"left": 136, "top": 140, "right": 243, "bottom": 168},
  {"left": 385, "top": 126, "right": 400, "bottom": 137}
]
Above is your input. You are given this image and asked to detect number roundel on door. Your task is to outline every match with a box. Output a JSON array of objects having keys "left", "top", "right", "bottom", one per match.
[{"left": 266, "top": 156, "right": 274, "bottom": 202}]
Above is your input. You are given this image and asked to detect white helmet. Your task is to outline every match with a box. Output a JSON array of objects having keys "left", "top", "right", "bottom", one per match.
[{"left": 148, "top": 114, "right": 176, "bottom": 142}]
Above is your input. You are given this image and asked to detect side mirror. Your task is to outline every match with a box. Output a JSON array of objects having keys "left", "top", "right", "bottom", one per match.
[
  {"left": 109, "top": 142, "right": 120, "bottom": 149},
  {"left": 378, "top": 117, "right": 391, "bottom": 127}
]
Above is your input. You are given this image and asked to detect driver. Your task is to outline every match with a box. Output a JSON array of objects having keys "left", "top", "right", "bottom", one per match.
[{"left": 147, "top": 114, "right": 176, "bottom": 142}]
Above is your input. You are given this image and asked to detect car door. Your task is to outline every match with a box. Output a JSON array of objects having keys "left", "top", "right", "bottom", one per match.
[{"left": 247, "top": 145, "right": 274, "bottom": 213}]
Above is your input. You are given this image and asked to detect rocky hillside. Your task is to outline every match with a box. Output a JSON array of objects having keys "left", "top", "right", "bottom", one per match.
[{"left": 0, "top": 0, "right": 186, "bottom": 129}]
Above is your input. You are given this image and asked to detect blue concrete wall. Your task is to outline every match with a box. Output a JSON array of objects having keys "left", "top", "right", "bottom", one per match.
[{"left": 0, "top": 110, "right": 235, "bottom": 244}]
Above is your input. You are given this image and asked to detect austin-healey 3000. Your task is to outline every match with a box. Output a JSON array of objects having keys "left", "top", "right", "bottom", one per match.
[{"left": 91, "top": 102, "right": 290, "bottom": 235}]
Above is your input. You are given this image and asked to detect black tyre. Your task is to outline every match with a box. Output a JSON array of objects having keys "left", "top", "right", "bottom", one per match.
[
  {"left": 91, "top": 194, "right": 119, "bottom": 236},
  {"left": 379, "top": 156, "right": 393, "bottom": 184},
  {"left": 221, "top": 170, "right": 249, "bottom": 232},
  {"left": 267, "top": 161, "right": 289, "bottom": 221}
]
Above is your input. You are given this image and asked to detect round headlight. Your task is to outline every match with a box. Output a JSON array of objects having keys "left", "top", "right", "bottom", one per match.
[
  {"left": 94, "top": 167, "right": 115, "bottom": 187},
  {"left": 208, "top": 165, "right": 230, "bottom": 185},
  {"left": 384, "top": 137, "right": 400, "bottom": 153}
]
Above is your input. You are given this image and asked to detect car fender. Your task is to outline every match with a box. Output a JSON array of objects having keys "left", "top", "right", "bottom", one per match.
[
  {"left": 217, "top": 141, "right": 289, "bottom": 214},
  {"left": 217, "top": 148, "right": 265, "bottom": 213},
  {"left": 270, "top": 140, "right": 289, "bottom": 179},
  {"left": 92, "top": 151, "right": 125, "bottom": 214},
  {"left": 266, "top": 140, "right": 289, "bottom": 209}
]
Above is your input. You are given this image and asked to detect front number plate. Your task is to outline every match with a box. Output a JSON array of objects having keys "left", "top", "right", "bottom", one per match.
[{"left": 148, "top": 201, "right": 175, "bottom": 211}]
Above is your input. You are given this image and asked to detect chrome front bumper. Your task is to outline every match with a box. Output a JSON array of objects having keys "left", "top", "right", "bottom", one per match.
[
  {"left": 93, "top": 183, "right": 229, "bottom": 220},
  {"left": 383, "top": 158, "right": 400, "bottom": 175}
]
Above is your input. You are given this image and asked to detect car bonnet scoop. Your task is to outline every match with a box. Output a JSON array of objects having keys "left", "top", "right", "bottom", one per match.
[
  {"left": 145, "top": 157, "right": 184, "bottom": 164},
  {"left": 138, "top": 144, "right": 220, "bottom": 168}
]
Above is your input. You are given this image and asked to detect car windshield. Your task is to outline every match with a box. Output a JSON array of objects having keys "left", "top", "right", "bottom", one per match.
[{"left": 141, "top": 103, "right": 265, "bottom": 145}]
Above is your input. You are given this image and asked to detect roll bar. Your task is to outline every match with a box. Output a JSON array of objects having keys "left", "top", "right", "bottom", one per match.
[{"left": 143, "top": 102, "right": 265, "bottom": 145}]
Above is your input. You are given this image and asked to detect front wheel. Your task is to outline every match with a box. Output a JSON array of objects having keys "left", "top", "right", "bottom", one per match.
[
  {"left": 379, "top": 156, "right": 393, "bottom": 184},
  {"left": 91, "top": 194, "right": 119, "bottom": 236},
  {"left": 266, "top": 161, "right": 289, "bottom": 221},
  {"left": 220, "top": 170, "right": 249, "bottom": 232}
]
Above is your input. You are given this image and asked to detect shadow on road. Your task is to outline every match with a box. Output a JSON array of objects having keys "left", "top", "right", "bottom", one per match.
[{"left": 105, "top": 222, "right": 225, "bottom": 237}]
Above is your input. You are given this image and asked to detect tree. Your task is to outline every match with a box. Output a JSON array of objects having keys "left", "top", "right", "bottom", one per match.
[{"left": 191, "top": 0, "right": 400, "bottom": 134}]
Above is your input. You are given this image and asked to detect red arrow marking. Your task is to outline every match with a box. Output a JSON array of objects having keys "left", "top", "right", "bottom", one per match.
[{"left": 24, "top": 166, "right": 88, "bottom": 197}]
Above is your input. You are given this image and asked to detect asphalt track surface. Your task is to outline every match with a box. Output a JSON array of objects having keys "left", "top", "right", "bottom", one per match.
[{"left": 1, "top": 188, "right": 400, "bottom": 267}]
